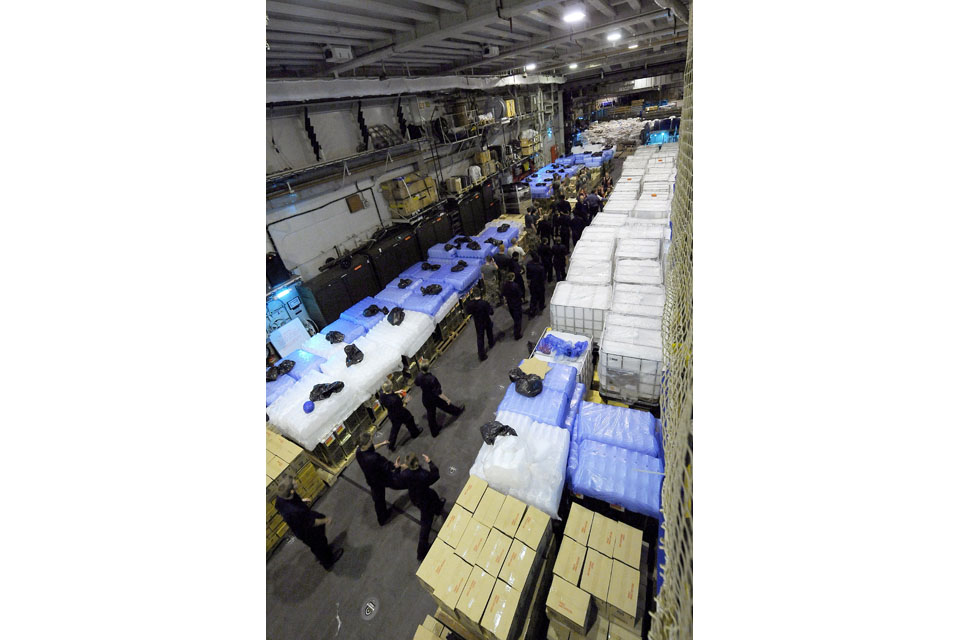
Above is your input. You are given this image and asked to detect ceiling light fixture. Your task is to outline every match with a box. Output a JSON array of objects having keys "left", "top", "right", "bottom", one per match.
[
  {"left": 628, "top": 44, "right": 638, "bottom": 49},
  {"left": 569, "top": 62, "right": 578, "bottom": 69},
  {"left": 607, "top": 32, "right": 622, "bottom": 42},
  {"left": 563, "top": 8, "right": 586, "bottom": 23},
  {"left": 525, "top": 63, "right": 537, "bottom": 71}
]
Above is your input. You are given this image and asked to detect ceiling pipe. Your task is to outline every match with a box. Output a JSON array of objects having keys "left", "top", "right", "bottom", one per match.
[{"left": 654, "top": 0, "right": 689, "bottom": 25}]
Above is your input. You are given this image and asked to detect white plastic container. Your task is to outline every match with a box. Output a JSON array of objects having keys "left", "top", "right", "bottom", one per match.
[
  {"left": 614, "top": 259, "right": 663, "bottom": 285},
  {"left": 550, "top": 282, "right": 613, "bottom": 339},
  {"left": 598, "top": 322, "right": 663, "bottom": 403},
  {"left": 609, "top": 283, "right": 665, "bottom": 318}
]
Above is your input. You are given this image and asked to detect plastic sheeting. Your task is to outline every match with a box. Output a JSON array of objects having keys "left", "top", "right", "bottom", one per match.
[
  {"left": 614, "top": 259, "right": 663, "bottom": 286},
  {"left": 571, "top": 240, "right": 616, "bottom": 264},
  {"left": 340, "top": 297, "right": 390, "bottom": 331},
  {"left": 363, "top": 310, "right": 435, "bottom": 357},
  {"left": 496, "top": 383, "right": 569, "bottom": 427},
  {"left": 550, "top": 282, "right": 612, "bottom": 340},
  {"left": 319, "top": 335, "right": 403, "bottom": 398},
  {"left": 615, "top": 238, "right": 661, "bottom": 261},
  {"left": 274, "top": 348, "right": 325, "bottom": 382},
  {"left": 468, "top": 410, "right": 570, "bottom": 518},
  {"left": 440, "top": 263, "right": 481, "bottom": 293},
  {"left": 564, "top": 382, "right": 586, "bottom": 431},
  {"left": 267, "top": 370, "right": 362, "bottom": 451},
  {"left": 386, "top": 275, "right": 423, "bottom": 291},
  {"left": 433, "top": 288, "right": 460, "bottom": 320},
  {"left": 455, "top": 238, "right": 497, "bottom": 260},
  {"left": 590, "top": 213, "right": 629, "bottom": 228},
  {"left": 565, "top": 259, "right": 613, "bottom": 286},
  {"left": 402, "top": 285, "right": 456, "bottom": 317},
  {"left": 319, "top": 318, "right": 366, "bottom": 344},
  {"left": 266, "top": 373, "right": 297, "bottom": 407},
  {"left": 542, "top": 363, "right": 578, "bottom": 400},
  {"left": 427, "top": 243, "right": 459, "bottom": 260},
  {"left": 373, "top": 286, "right": 413, "bottom": 308},
  {"left": 574, "top": 404, "right": 661, "bottom": 458},
  {"left": 610, "top": 284, "right": 665, "bottom": 318},
  {"left": 568, "top": 439, "right": 663, "bottom": 518}
]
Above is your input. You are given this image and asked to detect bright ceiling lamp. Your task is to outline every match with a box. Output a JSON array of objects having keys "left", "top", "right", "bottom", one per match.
[
  {"left": 569, "top": 62, "right": 579, "bottom": 69},
  {"left": 563, "top": 7, "right": 586, "bottom": 23},
  {"left": 525, "top": 62, "right": 537, "bottom": 71},
  {"left": 628, "top": 43, "right": 639, "bottom": 49},
  {"left": 607, "top": 32, "right": 622, "bottom": 42}
]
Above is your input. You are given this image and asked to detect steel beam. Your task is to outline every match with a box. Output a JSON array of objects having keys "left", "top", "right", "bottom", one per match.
[
  {"left": 266, "top": 2, "right": 417, "bottom": 33},
  {"left": 409, "top": 0, "right": 466, "bottom": 11},
  {"left": 266, "top": 18, "right": 392, "bottom": 40},
  {"left": 307, "top": 0, "right": 438, "bottom": 23},
  {"left": 586, "top": 0, "right": 616, "bottom": 19}
]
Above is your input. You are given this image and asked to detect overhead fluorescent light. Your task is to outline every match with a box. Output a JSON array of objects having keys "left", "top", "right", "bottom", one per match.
[
  {"left": 628, "top": 44, "right": 639, "bottom": 49},
  {"left": 525, "top": 63, "right": 537, "bottom": 71},
  {"left": 569, "top": 62, "right": 578, "bottom": 69},
  {"left": 563, "top": 9, "right": 586, "bottom": 23},
  {"left": 607, "top": 32, "right": 622, "bottom": 42}
]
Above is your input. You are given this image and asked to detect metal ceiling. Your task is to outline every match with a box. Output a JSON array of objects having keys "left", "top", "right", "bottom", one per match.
[{"left": 266, "top": 0, "right": 688, "bottom": 82}]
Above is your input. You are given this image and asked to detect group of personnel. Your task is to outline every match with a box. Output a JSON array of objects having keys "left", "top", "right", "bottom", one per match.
[{"left": 275, "top": 364, "right": 467, "bottom": 568}]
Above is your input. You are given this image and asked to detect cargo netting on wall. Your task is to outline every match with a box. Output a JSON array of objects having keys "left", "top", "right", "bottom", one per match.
[{"left": 650, "top": 2, "right": 693, "bottom": 639}]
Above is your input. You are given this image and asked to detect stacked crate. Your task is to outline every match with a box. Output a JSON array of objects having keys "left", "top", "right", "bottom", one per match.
[
  {"left": 416, "top": 475, "right": 556, "bottom": 640},
  {"left": 266, "top": 429, "right": 328, "bottom": 554},
  {"left": 545, "top": 504, "right": 648, "bottom": 640}
]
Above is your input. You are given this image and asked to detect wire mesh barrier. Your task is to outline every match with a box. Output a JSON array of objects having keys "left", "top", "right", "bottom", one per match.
[{"left": 650, "top": 3, "right": 694, "bottom": 639}]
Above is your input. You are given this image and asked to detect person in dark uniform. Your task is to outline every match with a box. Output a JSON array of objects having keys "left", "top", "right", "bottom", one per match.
[
  {"left": 552, "top": 242, "right": 568, "bottom": 282},
  {"left": 501, "top": 272, "right": 524, "bottom": 340},
  {"left": 536, "top": 212, "right": 553, "bottom": 243},
  {"left": 414, "top": 364, "right": 464, "bottom": 437},
  {"left": 509, "top": 255, "right": 526, "bottom": 302},
  {"left": 525, "top": 255, "right": 546, "bottom": 317},
  {"left": 463, "top": 291, "right": 500, "bottom": 361},
  {"left": 555, "top": 212, "right": 571, "bottom": 248},
  {"left": 274, "top": 477, "right": 343, "bottom": 569},
  {"left": 538, "top": 237, "right": 554, "bottom": 283},
  {"left": 585, "top": 189, "right": 601, "bottom": 220},
  {"left": 524, "top": 206, "right": 538, "bottom": 232},
  {"left": 569, "top": 212, "right": 587, "bottom": 247},
  {"left": 378, "top": 383, "right": 421, "bottom": 452},
  {"left": 397, "top": 453, "right": 447, "bottom": 561},
  {"left": 492, "top": 244, "right": 512, "bottom": 293},
  {"left": 356, "top": 432, "right": 404, "bottom": 526},
  {"left": 556, "top": 196, "right": 572, "bottom": 216},
  {"left": 573, "top": 194, "right": 589, "bottom": 221}
]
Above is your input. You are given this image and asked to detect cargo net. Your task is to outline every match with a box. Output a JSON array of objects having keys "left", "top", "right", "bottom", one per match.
[{"left": 650, "top": 4, "right": 693, "bottom": 640}]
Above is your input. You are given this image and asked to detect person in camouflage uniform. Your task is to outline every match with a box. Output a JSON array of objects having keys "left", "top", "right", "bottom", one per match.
[{"left": 480, "top": 255, "right": 501, "bottom": 306}]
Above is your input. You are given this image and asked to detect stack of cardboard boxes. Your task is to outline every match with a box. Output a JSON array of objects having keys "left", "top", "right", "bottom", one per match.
[
  {"left": 545, "top": 504, "right": 648, "bottom": 640},
  {"left": 413, "top": 614, "right": 453, "bottom": 640},
  {"left": 382, "top": 172, "right": 439, "bottom": 217},
  {"left": 505, "top": 99, "right": 517, "bottom": 118},
  {"left": 266, "top": 429, "right": 327, "bottom": 554},
  {"left": 415, "top": 475, "right": 555, "bottom": 640},
  {"left": 475, "top": 150, "right": 497, "bottom": 178}
]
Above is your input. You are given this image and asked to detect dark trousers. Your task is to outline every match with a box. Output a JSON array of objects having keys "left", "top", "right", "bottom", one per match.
[
  {"left": 415, "top": 494, "right": 443, "bottom": 560},
  {"left": 387, "top": 409, "right": 420, "bottom": 449},
  {"left": 543, "top": 260, "right": 554, "bottom": 283},
  {"left": 424, "top": 398, "right": 460, "bottom": 437},
  {"left": 370, "top": 483, "right": 392, "bottom": 526},
  {"left": 301, "top": 527, "right": 333, "bottom": 568},
  {"left": 529, "top": 287, "right": 545, "bottom": 315},
  {"left": 508, "top": 304, "right": 523, "bottom": 339},
  {"left": 571, "top": 230, "right": 582, "bottom": 247},
  {"left": 554, "top": 261, "right": 566, "bottom": 281},
  {"left": 475, "top": 321, "right": 495, "bottom": 358}
]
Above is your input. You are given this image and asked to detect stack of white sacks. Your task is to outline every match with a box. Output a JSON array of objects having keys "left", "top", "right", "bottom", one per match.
[{"left": 549, "top": 142, "right": 679, "bottom": 403}]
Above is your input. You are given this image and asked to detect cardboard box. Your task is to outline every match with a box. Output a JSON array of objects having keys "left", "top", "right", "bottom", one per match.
[
  {"left": 613, "top": 522, "right": 644, "bottom": 570},
  {"left": 483, "top": 160, "right": 497, "bottom": 176},
  {"left": 505, "top": 99, "right": 516, "bottom": 118},
  {"left": 455, "top": 518, "right": 491, "bottom": 565},
  {"left": 478, "top": 528, "right": 512, "bottom": 577},
  {"left": 434, "top": 553, "right": 473, "bottom": 619},
  {"left": 607, "top": 619, "right": 645, "bottom": 640},
  {"left": 546, "top": 621, "right": 572, "bottom": 640},
  {"left": 545, "top": 576, "right": 592, "bottom": 635},
  {"left": 493, "top": 495, "right": 527, "bottom": 538},
  {"left": 476, "top": 150, "right": 492, "bottom": 164},
  {"left": 580, "top": 549, "right": 613, "bottom": 616},
  {"left": 606, "top": 561, "right": 642, "bottom": 629},
  {"left": 587, "top": 513, "right": 617, "bottom": 558},
  {"left": 456, "top": 475, "right": 488, "bottom": 513},
  {"left": 416, "top": 540, "right": 455, "bottom": 594},
  {"left": 565, "top": 503, "right": 594, "bottom": 546},
  {"left": 569, "top": 616, "right": 609, "bottom": 640},
  {"left": 413, "top": 625, "right": 442, "bottom": 640},
  {"left": 422, "top": 615, "right": 446, "bottom": 637},
  {"left": 555, "top": 535, "right": 587, "bottom": 586},
  {"left": 474, "top": 488, "right": 507, "bottom": 528},
  {"left": 515, "top": 506, "right": 552, "bottom": 556},
  {"left": 438, "top": 504, "right": 472, "bottom": 548},
  {"left": 481, "top": 579, "right": 523, "bottom": 640},
  {"left": 456, "top": 566, "right": 496, "bottom": 638},
  {"left": 498, "top": 539, "right": 537, "bottom": 599}
]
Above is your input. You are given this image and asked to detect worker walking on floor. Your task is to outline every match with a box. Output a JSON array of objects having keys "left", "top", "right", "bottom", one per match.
[
  {"left": 552, "top": 242, "right": 568, "bottom": 281},
  {"left": 586, "top": 189, "right": 602, "bottom": 220},
  {"left": 396, "top": 453, "right": 447, "bottom": 561},
  {"left": 355, "top": 432, "right": 404, "bottom": 526},
  {"left": 538, "top": 237, "right": 554, "bottom": 283},
  {"left": 502, "top": 272, "right": 524, "bottom": 340},
  {"left": 377, "top": 383, "right": 421, "bottom": 452},
  {"left": 480, "top": 255, "right": 501, "bottom": 306},
  {"left": 274, "top": 477, "right": 343, "bottom": 570},
  {"left": 414, "top": 364, "right": 464, "bottom": 437},
  {"left": 463, "top": 291, "right": 502, "bottom": 362},
  {"left": 509, "top": 254, "right": 526, "bottom": 303},
  {"left": 525, "top": 254, "right": 546, "bottom": 318}
]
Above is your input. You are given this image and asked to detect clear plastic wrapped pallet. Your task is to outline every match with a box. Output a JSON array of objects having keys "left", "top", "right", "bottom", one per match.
[
  {"left": 566, "top": 259, "right": 613, "bottom": 286},
  {"left": 363, "top": 310, "right": 435, "bottom": 358},
  {"left": 267, "top": 370, "right": 363, "bottom": 450},
  {"left": 615, "top": 238, "right": 661, "bottom": 261},
  {"left": 610, "top": 284, "right": 665, "bottom": 319},
  {"left": 614, "top": 259, "right": 663, "bottom": 286},
  {"left": 550, "top": 282, "right": 613, "bottom": 340},
  {"left": 599, "top": 323, "right": 663, "bottom": 404}
]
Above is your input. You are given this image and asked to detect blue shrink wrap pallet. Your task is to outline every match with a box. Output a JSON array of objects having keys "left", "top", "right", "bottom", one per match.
[
  {"left": 373, "top": 286, "right": 413, "bottom": 308},
  {"left": 543, "top": 363, "right": 578, "bottom": 400},
  {"left": 496, "top": 384, "right": 569, "bottom": 427},
  {"left": 385, "top": 275, "right": 423, "bottom": 291},
  {"left": 578, "top": 401, "right": 660, "bottom": 438},
  {"left": 274, "top": 348, "right": 325, "bottom": 382},
  {"left": 574, "top": 411, "right": 660, "bottom": 459},
  {"left": 403, "top": 284, "right": 455, "bottom": 316},
  {"left": 320, "top": 317, "right": 366, "bottom": 344},
  {"left": 570, "top": 439, "right": 663, "bottom": 518},
  {"left": 266, "top": 374, "right": 297, "bottom": 407},
  {"left": 564, "top": 383, "right": 586, "bottom": 431},
  {"left": 427, "top": 242, "right": 459, "bottom": 259},
  {"left": 340, "top": 297, "right": 390, "bottom": 331}
]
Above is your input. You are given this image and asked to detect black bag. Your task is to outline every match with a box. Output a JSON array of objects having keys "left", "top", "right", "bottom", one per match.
[
  {"left": 397, "top": 278, "right": 413, "bottom": 289},
  {"left": 466, "top": 241, "right": 482, "bottom": 250},
  {"left": 309, "top": 381, "right": 345, "bottom": 401},
  {"left": 325, "top": 331, "right": 345, "bottom": 344},
  {"left": 266, "top": 366, "right": 280, "bottom": 382},
  {"left": 497, "top": 223, "right": 510, "bottom": 233},
  {"left": 444, "top": 243, "right": 455, "bottom": 252},
  {"left": 362, "top": 304, "right": 387, "bottom": 317},
  {"left": 421, "top": 284, "right": 443, "bottom": 296},
  {"left": 515, "top": 374, "right": 543, "bottom": 398},
  {"left": 451, "top": 260, "right": 468, "bottom": 272},
  {"left": 508, "top": 368, "right": 527, "bottom": 383},
  {"left": 344, "top": 344, "right": 364, "bottom": 367},
  {"left": 456, "top": 235, "right": 471, "bottom": 243},
  {"left": 421, "top": 262, "right": 441, "bottom": 271},
  {"left": 276, "top": 360, "right": 295, "bottom": 375},
  {"left": 484, "top": 237, "right": 502, "bottom": 246},
  {"left": 388, "top": 307, "right": 405, "bottom": 326},
  {"left": 480, "top": 420, "right": 518, "bottom": 445}
]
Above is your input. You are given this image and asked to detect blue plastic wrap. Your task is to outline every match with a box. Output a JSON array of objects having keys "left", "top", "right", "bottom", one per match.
[
  {"left": 576, "top": 403, "right": 661, "bottom": 457},
  {"left": 478, "top": 224, "right": 520, "bottom": 247},
  {"left": 399, "top": 262, "right": 446, "bottom": 281},
  {"left": 340, "top": 297, "right": 390, "bottom": 331},
  {"left": 441, "top": 264, "right": 481, "bottom": 293},
  {"left": 373, "top": 287, "right": 412, "bottom": 308},
  {"left": 266, "top": 374, "right": 297, "bottom": 407},
  {"left": 386, "top": 275, "right": 423, "bottom": 291},
  {"left": 275, "top": 349, "right": 325, "bottom": 381},
  {"left": 543, "top": 363, "right": 577, "bottom": 400},
  {"left": 402, "top": 285, "right": 455, "bottom": 316},
  {"left": 656, "top": 517, "right": 666, "bottom": 594},
  {"left": 566, "top": 438, "right": 579, "bottom": 484},
  {"left": 537, "top": 334, "right": 589, "bottom": 359},
  {"left": 496, "top": 384, "right": 569, "bottom": 427},
  {"left": 427, "top": 242, "right": 459, "bottom": 260},
  {"left": 570, "top": 439, "right": 663, "bottom": 518},
  {"left": 563, "top": 383, "right": 586, "bottom": 431},
  {"left": 319, "top": 317, "right": 366, "bottom": 344},
  {"left": 455, "top": 237, "right": 497, "bottom": 260}
]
